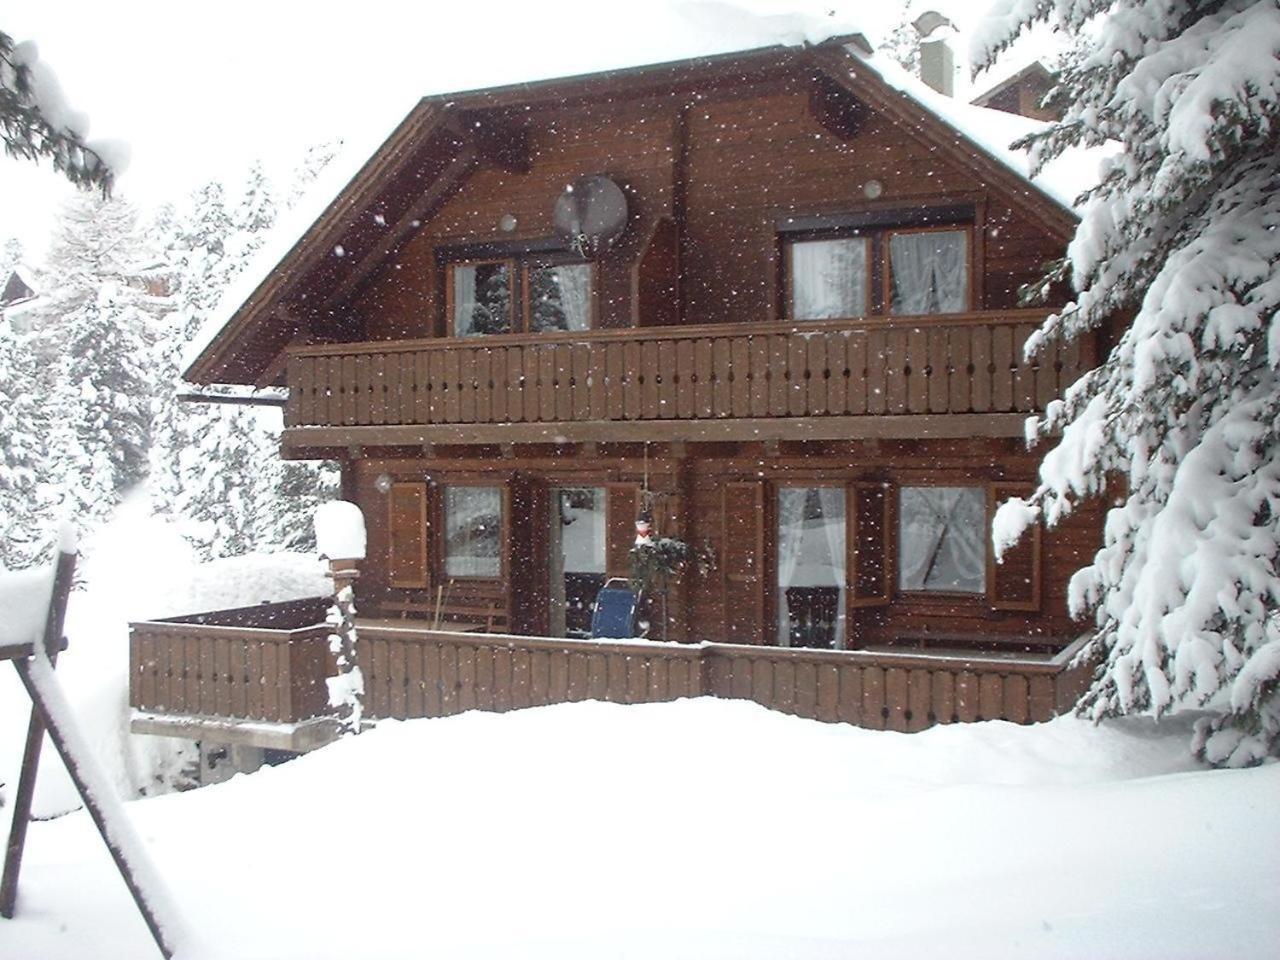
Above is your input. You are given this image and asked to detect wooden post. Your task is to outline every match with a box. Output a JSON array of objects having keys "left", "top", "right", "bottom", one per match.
[
  {"left": 10, "top": 657, "right": 181, "bottom": 958},
  {"left": 327, "top": 556, "right": 363, "bottom": 734},
  {"left": 1, "top": 548, "right": 75, "bottom": 919}
]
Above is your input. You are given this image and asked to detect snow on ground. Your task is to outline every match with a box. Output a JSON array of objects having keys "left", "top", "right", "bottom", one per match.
[
  {"left": 4, "top": 698, "right": 1276, "bottom": 960},
  {"left": 0, "top": 494, "right": 330, "bottom": 817}
]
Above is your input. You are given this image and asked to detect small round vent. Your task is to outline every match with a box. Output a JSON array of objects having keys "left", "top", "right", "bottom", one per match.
[{"left": 553, "top": 175, "right": 628, "bottom": 257}]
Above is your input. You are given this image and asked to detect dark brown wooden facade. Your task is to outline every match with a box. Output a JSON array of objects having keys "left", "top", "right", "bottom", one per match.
[{"left": 150, "top": 40, "right": 1101, "bottom": 741}]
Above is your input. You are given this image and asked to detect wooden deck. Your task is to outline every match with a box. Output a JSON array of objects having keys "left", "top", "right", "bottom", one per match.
[
  {"left": 283, "top": 310, "right": 1085, "bottom": 444},
  {"left": 129, "top": 606, "right": 1094, "bottom": 745}
]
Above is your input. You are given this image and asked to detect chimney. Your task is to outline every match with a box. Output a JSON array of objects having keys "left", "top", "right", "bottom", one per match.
[{"left": 913, "top": 11, "right": 956, "bottom": 97}]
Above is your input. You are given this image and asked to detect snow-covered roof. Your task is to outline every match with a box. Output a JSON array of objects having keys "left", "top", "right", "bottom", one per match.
[{"left": 185, "top": 17, "right": 1107, "bottom": 384}]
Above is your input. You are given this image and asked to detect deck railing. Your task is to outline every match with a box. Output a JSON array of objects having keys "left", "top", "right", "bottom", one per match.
[
  {"left": 131, "top": 609, "right": 1093, "bottom": 735},
  {"left": 129, "top": 599, "right": 332, "bottom": 725},
  {"left": 357, "top": 626, "right": 1092, "bottom": 731},
  {"left": 285, "top": 310, "right": 1084, "bottom": 430}
]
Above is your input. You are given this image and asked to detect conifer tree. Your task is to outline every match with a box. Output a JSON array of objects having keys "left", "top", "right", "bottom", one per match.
[
  {"left": 0, "top": 30, "right": 114, "bottom": 192},
  {"left": 978, "top": 0, "right": 1280, "bottom": 765},
  {"left": 37, "top": 193, "right": 158, "bottom": 527},
  {"left": 0, "top": 310, "right": 43, "bottom": 567}
]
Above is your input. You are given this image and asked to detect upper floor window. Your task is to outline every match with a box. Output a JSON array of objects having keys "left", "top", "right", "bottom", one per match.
[
  {"left": 786, "top": 223, "right": 970, "bottom": 320},
  {"left": 449, "top": 256, "right": 593, "bottom": 337},
  {"left": 788, "top": 237, "right": 870, "bottom": 320}
]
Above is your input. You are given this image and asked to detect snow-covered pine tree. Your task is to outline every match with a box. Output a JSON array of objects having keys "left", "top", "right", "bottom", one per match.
[
  {"left": 977, "top": 0, "right": 1280, "bottom": 765},
  {"left": 0, "top": 309, "right": 44, "bottom": 567},
  {"left": 150, "top": 177, "right": 277, "bottom": 558},
  {"left": 152, "top": 156, "right": 336, "bottom": 558},
  {"left": 0, "top": 236, "right": 23, "bottom": 282},
  {"left": 37, "top": 192, "right": 159, "bottom": 528}
]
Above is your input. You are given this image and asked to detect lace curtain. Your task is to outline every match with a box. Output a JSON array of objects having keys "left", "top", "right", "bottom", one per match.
[
  {"left": 790, "top": 238, "right": 868, "bottom": 320},
  {"left": 889, "top": 231, "right": 967, "bottom": 314},
  {"left": 553, "top": 264, "right": 591, "bottom": 332},
  {"left": 898, "top": 487, "right": 986, "bottom": 593},
  {"left": 776, "top": 488, "right": 847, "bottom": 649},
  {"left": 453, "top": 265, "right": 480, "bottom": 336},
  {"left": 444, "top": 486, "right": 501, "bottom": 578},
  {"left": 452, "top": 263, "right": 514, "bottom": 336}
]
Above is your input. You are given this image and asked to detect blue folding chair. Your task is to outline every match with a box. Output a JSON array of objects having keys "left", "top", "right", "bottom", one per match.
[{"left": 590, "top": 577, "right": 639, "bottom": 639}]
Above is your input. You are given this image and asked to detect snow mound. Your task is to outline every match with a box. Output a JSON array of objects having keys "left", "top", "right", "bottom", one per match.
[{"left": 8, "top": 698, "right": 1279, "bottom": 959}]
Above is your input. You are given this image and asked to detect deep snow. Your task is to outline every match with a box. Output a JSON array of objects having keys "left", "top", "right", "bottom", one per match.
[{"left": 3, "top": 698, "right": 1276, "bottom": 960}]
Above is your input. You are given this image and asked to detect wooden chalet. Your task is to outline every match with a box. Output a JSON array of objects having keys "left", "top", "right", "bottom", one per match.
[{"left": 131, "top": 37, "right": 1101, "bottom": 774}]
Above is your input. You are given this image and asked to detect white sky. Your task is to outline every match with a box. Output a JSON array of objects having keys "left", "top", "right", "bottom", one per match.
[{"left": 1, "top": 0, "right": 1031, "bottom": 264}]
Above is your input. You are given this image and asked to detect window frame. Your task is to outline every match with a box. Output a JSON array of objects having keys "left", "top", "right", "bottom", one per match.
[
  {"left": 444, "top": 253, "right": 597, "bottom": 338},
  {"left": 781, "top": 219, "right": 974, "bottom": 321}
]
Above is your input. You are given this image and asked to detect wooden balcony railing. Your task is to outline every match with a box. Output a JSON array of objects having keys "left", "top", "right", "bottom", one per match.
[
  {"left": 284, "top": 310, "right": 1085, "bottom": 432},
  {"left": 130, "top": 606, "right": 1093, "bottom": 737},
  {"left": 129, "top": 599, "right": 332, "bottom": 725}
]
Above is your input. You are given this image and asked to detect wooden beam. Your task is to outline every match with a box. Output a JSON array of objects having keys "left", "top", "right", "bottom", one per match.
[
  {"left": 282, "top": 413, "right": 1028, "bottom": 451},
  {"left": 1, "top": 549, "right": 74, "bottom": 919},
  {"left": 321, "top": 146, "right": 478, "bottom": 312}
]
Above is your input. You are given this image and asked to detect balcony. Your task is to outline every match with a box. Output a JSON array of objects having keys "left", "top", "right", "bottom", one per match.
[{"left": 282, "top": 309, "right": 1087, "bottom": 447}]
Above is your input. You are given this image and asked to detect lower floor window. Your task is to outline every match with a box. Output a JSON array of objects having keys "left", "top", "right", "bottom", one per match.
[
  {"left": 443, "top": 486, "right": 502, "bottom": 578},
  {"left": 777, "top": 487, "right": 846, "bottom": 649},
  {"left": 898, "top": 486, "right": 986, "bottom": 593}
]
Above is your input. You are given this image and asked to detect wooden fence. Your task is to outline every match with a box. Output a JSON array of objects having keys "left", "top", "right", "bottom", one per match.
[
  {"left": 131, "top": 612, "right": 1093, "bottom": 734},
  {"left": 285, "top": 310, "right": 1083, "bottom": 430}
]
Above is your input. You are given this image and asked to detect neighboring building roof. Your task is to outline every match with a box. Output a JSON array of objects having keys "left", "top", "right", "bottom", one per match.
[
  {"left": 185, "top": 34, "right": 1106, "bottom": 388},
  {"left": 970, "top": 61, "right": 1059, "bottom": 121},
  {"left": 0, "top": 267, "right": 36, "bottom": 307}
]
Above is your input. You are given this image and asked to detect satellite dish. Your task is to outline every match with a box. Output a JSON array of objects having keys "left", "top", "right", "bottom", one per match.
[{"left": 553, "top": 175, "right": 628, "bottom": 258}]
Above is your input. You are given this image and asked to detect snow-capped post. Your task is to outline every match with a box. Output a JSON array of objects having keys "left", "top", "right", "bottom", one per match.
[{"left": 315, "top": 501, "right": 366, "bottom": 736}]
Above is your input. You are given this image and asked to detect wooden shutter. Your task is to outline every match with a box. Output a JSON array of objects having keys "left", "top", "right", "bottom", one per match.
[
  {"left": 388, "top": 482, "right": 428, "bottom": 588},
  {"left": 721, "top": 481, "right": 765, "bottom": 644},
  {"left": 849, "top": 481, "right": 893, "bottom": 608},
  {"left": 605, "top": 484, "right": 639, "bottom": 580},
  {"left": 988, "top": 483, "right": 1042, "bottom": 611}
]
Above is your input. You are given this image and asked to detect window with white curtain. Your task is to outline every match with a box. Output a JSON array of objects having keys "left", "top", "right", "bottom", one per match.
[
  {"left": 443, "top": 486, "right": 502, "bottom": 578},
  {"left": 888, "top": 230, "right": 968, "bottom": 315},
  {"left": 788, "top": 237, "right": 869, "bottom": 320},
  {"left": 450, "top": 257, "right": 593, "bottom": 336},
  {"left": 776, "top": 487, "right": 846, "bottom": 649},
  {"left": 898, "top": 486, "right": 986, "bottom": 593}
]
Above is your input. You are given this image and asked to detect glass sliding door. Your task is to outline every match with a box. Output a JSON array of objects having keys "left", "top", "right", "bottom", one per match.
[
  {"left": 777, "top": 487, "right": 846, "bottom": 649},
  {"left": 549, "top": 487, "right": 607, "bottom": 638}
]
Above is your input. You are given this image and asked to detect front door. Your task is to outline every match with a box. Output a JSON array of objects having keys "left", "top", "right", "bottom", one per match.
[{"left": 549, "top": 487, "right": 607, "bottom": 637}]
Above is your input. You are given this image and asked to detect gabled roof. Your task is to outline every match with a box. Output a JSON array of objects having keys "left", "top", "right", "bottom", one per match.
[
  {"left": 185, "top": 38, "right": 1088, "bottom": 388},
  {"left": 971, "top": 61, "right": 1054, "bottom": 110},
  {"left": 1, "top": 267, "right": 37, "bottom": 307}
]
